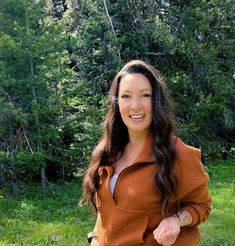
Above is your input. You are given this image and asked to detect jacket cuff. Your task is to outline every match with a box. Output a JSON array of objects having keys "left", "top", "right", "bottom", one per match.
[{"left": 87, "top": 231, "right": 98, "bottom": 243}]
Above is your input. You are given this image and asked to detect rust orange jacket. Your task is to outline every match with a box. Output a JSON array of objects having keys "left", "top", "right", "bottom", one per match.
[{"left": 95, "top": 135, "right": 212, "bottom": 246}]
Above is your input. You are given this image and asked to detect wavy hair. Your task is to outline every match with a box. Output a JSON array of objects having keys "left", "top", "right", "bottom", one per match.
[{"left": 81, "top": 60, "right": 177, "bottom": 216}]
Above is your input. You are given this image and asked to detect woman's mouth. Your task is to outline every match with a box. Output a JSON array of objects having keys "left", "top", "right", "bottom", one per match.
[{"left": 129, "top": 114, "right": 145, "bottom": 119}]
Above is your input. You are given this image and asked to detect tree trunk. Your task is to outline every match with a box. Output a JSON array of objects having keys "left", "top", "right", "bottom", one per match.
[
  {"left": 8, "top": 119, "right": 18, "bottom": 197},
  {"left": 32, "top": 79, "right": 46, "bottom": 196},
  {"left": 102, "top": 0, "right": 121, "bottom": 59},
  {"left": 25, "top": 1, "right": 47, "bottom": 195},
  {"left": 0, "top": 159, "right": 6, "bottom": 186}
]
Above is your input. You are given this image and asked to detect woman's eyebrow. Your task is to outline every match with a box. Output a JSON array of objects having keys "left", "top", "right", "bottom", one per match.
[
  {"left": 121, "top": 90, "right": 131, "bottom": 93},
  {"left": 140, "top": 89, "right": 151, "bottom": 92},
  {"left": 121, "top": 88, "right": 151, "bottom": 93}
]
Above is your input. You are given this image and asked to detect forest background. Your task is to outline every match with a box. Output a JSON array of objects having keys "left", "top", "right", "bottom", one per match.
[
  {"left": 0, "top": 0, "right": 234, "bottom": 245},
  {"left": 0, "top": 0, "right": 235, "bottom": 220}
]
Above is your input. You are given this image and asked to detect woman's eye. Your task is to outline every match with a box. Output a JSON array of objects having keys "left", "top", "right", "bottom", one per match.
[
  {"left": 121, "top": 95, "right": 130, "bottom": 99},
  {"left": 142, "top": 94, "right": 151, "bottom": 97}
]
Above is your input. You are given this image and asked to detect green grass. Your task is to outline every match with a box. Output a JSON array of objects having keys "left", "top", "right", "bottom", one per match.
[
  {"left": 0, "top": 182, "right": 93, "bottom": 246},
  {"left": 0, "top": 159, "right": 234, "bottom": 245},
  {"left": 199, "top": 160, "right": 235, "bottom": 246}
]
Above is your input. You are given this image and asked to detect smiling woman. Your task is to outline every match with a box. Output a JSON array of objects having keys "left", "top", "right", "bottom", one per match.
[
  {"left": 81, "top": 60, "right": 211, "bottom": 246},
  {"left": 118, "top": 73, "right": 152, "bottom": 138}
]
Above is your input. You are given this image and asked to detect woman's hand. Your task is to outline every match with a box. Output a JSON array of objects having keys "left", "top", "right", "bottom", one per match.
[
  {"left": 153, "top": 216, "right": 180, "bottom": 246},
  {"left": 90, "top": 236, "right": 99, "bottom": 246}
]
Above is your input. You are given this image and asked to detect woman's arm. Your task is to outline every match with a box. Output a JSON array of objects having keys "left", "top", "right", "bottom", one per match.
[
  {"left": 172, "top": 209, "right": 192, "bottom": 227},
  {"left": 90, "top": 236, "right": 99, "bottom": 246},
  {"left": 153, "top": 174, "right": 211, "bottom": 245},
  {"left": 175, "top": 147, "right": 212, "bottom": 226},
  {"left": 153, "top": 210, "right": 192, "bottom": 246},
  {"left": 179, "top": 182, "right": 212, "bottom": 226}
]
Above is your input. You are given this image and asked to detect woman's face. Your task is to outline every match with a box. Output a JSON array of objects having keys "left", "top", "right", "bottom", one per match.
[{"left": 118, "top": 73, "right": 152, "bottom": 136}]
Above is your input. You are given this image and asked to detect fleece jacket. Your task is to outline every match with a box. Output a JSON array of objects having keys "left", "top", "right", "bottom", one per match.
[{"left": 95, "top": 135, "right": 212, "bottom": 246}]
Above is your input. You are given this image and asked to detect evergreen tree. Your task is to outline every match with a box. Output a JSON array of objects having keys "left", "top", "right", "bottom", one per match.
[
  {"left": 64, "top": 0, "right": 234, "bottom": 159},
  {"left": 0, "top": 0, "right": 72, "bottom": 193}
]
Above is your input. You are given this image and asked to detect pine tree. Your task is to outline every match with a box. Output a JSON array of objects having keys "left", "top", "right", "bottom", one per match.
[{"left": 0, "top": 0, "right": 73, "bottom": 194}]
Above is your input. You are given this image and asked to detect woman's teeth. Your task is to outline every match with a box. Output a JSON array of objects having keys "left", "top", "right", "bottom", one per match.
[{"left": 129, "top": 115, "right": 144, "bottom": 119}]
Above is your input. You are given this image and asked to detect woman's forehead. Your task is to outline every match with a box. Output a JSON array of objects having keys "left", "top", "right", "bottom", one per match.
[{"left": 118, "top": 73, "right": 152, "bottom": 92}]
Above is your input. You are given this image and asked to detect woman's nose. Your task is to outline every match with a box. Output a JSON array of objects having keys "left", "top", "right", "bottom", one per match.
[{"left": 130, "top": 97, "right": 141, "bottom": 109}]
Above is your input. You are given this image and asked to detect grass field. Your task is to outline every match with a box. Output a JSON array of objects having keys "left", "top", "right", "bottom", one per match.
[
  {"left": 199, "top": 160, "right": 235, "bottom": 246},
  {"left": 0, "top": 159, "right": 234, "bottom": 246}
]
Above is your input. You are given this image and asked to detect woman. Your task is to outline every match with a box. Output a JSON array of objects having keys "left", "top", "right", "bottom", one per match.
[{"left": 81, "top": 60, "right": 211, "bottom": 246}]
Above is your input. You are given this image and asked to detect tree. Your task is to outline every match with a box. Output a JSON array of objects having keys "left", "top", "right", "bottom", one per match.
[
  {"left": 0, "top": 0, "right": 233, "bottom": 194},
  {"left": 0, "top": 0, "right": 73, "bottom": 194},
  {"left": 63, "top": 0, "right": 234, "bottom": 159}
]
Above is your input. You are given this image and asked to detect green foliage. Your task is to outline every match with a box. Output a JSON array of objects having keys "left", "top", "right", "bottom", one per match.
[
  {"left": 67, "top": 0, "right": 234, "bottom": 160},
  {"left": 69, "top": 0, "right": 121, "bottom": 93},
  {"left": 0, "top": 0, "right": 74, "bottom": 188},
  {"left": 60, "top": 79, "right": 108, "bottom": 174},
  {"left": 15, "top": 151, "right": 45, "bottom": 174},
  {"left": 0, "top": 0, "right": 234, "bottom": 190},
  {"left": 0, "top": 151, "right": 7, "bottom": 172}
]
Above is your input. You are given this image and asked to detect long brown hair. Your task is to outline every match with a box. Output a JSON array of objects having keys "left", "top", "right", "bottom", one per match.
[{"left": 81, "top": 60, "right": 177, "bottom": 216}]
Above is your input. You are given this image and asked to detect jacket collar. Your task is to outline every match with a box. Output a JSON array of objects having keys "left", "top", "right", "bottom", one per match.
[
  {"left": 100, "top": 132, "right": 155, "bottom": 178},
  {"left": 132, "top": 131, "right": 155, "bottom": 164}
]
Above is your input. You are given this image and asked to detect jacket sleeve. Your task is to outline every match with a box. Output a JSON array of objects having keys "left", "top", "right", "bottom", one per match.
[{"left": 175, "top": 145, "right": 212, "bottom": 226}]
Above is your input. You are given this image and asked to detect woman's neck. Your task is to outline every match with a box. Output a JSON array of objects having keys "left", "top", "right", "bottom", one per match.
[
  {"left": 114, "top": 130, "right": 151, "bottom": 174},
  {"left": 127, "top": 130, "right": 150, "bottom": 153}
]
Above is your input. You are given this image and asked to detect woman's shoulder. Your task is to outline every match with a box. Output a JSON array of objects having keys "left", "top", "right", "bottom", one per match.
[
  {"left": 172, "top": 136, "right": 206, "bottom": 177},
  {"left": 172, "top": 136, "right": 209, "bottom": 180},
  {"left": 171, "top": 137, "right": 210, "bottom": 198},
  {"left": 172, "top": 136, "right": 201, "bottom": 161}
]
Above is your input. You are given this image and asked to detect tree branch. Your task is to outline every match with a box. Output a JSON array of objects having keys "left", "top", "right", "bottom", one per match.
[
  {"left": 102, "top": 0, "right": 121, "bottom": 59},
  {"left": 145, "top": 51, "right": 170, "bottom": 56}
]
